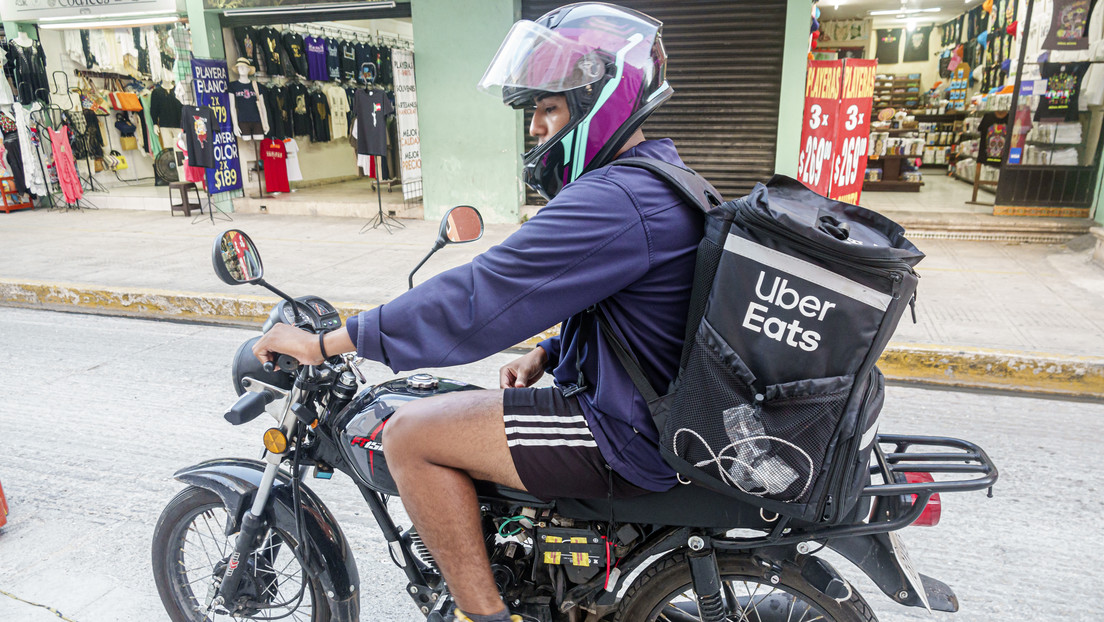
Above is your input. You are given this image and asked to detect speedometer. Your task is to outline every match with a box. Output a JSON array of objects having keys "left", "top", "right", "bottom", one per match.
[{"left": 281, "top": 302, "right": 298, "bottom": 324}]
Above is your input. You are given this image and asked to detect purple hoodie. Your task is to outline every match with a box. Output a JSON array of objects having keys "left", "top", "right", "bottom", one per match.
[{"left": 347, "top": 138, "right": 702, "bottom": 491}]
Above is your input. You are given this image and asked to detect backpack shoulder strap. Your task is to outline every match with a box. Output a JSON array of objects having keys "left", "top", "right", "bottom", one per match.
[
  {"left": 609, "top": 156, "right": 723, "bottom": 213},
  {"left": 595, "top": 305, "right": 662, "bottom": 406}
]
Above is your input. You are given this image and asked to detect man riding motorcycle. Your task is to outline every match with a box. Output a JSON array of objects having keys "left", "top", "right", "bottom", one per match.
[{"left": 253, "top": 4, "right": 701, "bottom": 620}]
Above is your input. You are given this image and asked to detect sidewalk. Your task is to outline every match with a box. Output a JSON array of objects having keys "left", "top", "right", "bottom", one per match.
[{"left": 2, "top": 207, "right": 1103, "bottom": 397}]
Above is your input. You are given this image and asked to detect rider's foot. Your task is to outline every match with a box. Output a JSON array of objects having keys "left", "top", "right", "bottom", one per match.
[{"left": 449, "top": 607, "right": 521, "bottom": 622}]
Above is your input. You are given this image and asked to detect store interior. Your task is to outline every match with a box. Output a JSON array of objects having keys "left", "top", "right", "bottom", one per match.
[
  {"left": 814, "top": 0, "right": 1102, "bottom": 218},
  {"left": 1, "top": 13, "right": 418, "bottom": 220}
]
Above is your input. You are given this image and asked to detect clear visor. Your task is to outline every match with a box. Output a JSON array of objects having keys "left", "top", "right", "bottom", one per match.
[{"left": 477, "top": 20, "right": 605, "bottom": 96}]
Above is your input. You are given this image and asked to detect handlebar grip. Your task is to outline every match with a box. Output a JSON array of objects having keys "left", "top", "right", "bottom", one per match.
[
  {"left": 263, "top": 354, "right": 300, "bottom": 372},
  {"left": 263, "top": 361, "right": 275, "bottom": 373}
]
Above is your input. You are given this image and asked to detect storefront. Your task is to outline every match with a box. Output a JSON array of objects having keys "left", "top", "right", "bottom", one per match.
[
  {"left": 1, "top": 0, "right": 190, "bottom": 210},
  {"left": 814, "top": 0, "right": 1103, "bottom": 225}
]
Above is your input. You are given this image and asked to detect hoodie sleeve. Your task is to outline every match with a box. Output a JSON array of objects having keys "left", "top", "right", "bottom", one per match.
[{"left": 353, "top": 171, "right": 653, "bottom": 372}]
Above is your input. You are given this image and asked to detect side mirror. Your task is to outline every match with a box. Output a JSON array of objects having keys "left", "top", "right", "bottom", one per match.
[
  {"left": 437, "top": 205, "right": 484, "bottom": 246},
  {"left": 213, "top": 229, "right": 264, "bottom": 286},
  {"left": 410, "top": 206, "right": 484, "bottom": 290}
]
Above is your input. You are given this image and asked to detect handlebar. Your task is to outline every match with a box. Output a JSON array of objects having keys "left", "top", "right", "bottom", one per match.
[{"left": 263, "top": 354, "right": 301, "bottom": 373}]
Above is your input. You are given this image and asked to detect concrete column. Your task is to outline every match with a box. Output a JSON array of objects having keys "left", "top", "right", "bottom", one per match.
[
  {"left": 411, "top": 0, "right": 523, "bottom": 224},
  {"left": 775, "top": 0, "right": 811, "bottom": 177},
  {"left": 1094, "top": 152, "right": 1104, "bottom": 226},
  {"left": 184, "top": 0, "right": 225, "bottom": 60}
]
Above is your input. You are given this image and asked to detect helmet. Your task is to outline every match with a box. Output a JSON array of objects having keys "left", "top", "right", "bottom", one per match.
[{"left": 478, "top": 2, "right": 672, "bottom": 200}]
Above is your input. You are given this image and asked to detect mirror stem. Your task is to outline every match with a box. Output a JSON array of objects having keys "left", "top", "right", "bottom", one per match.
[
  {"left": 407, "top": 241, "right": 444, "bottom": 290},
  {"left": 258, "top": 279, "right": 308, "bottom": 322}
]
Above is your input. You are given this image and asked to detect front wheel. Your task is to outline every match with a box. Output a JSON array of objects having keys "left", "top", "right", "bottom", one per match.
[
  {"left": 152, "top": 486, "right": 331, "bottom": 622},
  {"left": 614, "top": 552, "right": 877, "bottom": 622}
]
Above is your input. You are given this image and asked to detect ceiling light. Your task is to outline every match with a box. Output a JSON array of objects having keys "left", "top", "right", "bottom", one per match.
[
  {"left": 40, "top": 15, "right": 181, "bottom": 29},
  {"left": 223, "top": 1, "right": 395, "bottom": 17},
  {"left": 870, "top": 6, "right": 941, "bottom": 14},
  {"left": 39, "top": 10, "right": 176, "bottom": 22}
]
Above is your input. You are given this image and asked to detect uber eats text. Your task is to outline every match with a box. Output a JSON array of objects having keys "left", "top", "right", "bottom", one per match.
[{"left": 742, "top": 271, "right": 836, "bottom": 352}]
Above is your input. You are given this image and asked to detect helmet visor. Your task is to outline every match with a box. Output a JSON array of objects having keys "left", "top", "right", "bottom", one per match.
[{"left": 478, "top": 20, "right": 605, "bottom": 97}]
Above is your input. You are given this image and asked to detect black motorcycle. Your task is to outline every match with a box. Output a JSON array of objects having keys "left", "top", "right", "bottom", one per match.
[{"left": 152, "top": 206, "right": 998, "bottom": 622}]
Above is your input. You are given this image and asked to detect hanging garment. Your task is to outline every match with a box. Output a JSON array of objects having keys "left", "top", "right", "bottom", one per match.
[
  {"left": 978, "top": 112, "right": 1009, "bottom": 164},
  {"left": 305, "top": 36, "right": 329, "bottom": 81},
  {"left": 234, "top": 26, "right": 263, "bottom": 72},
  {"left": 83, "top": 109, "right": 105, "bottom": 158},
  {"left": 1036, "top": 61, "right": 1090, "bottom": 120},
  {"left": 2, "top": 115, "right": 28, "bottom": 194},
  {"left": 140, "top": 93, "right": 163, "bottom": 157},
  {"left": 282, "top": 31, "right": 309, "bottom": 77},
  {"left": 48, "top": 126, "right": 83, "bottom": 204},
  {"left": 287, "top": 82, "right": 312, "bottom": 137},
  {"left": 262, "top": 83, "right": 289, "bottom": 139},
  {"left": 259, "top": 27, "right": 284, "bottom": 76},
  {"left": 354, "top": 88, "right": 393, "bottom": 156},
  {"left": 8, "top": 41, "right": 50, "bottom": 105},
  {"left": 339, "top": 40, "right": 357, "bottom": 81},
  {"left": 181, "top": 105, "right": 218, "bottom": 168},
  {"left": 323, "top": 84, "right": 350, "bottom": 139},
  {"left": 282, "top": 138, "right": 303, "bottom": 181},
  {"left": 80, "top": 29, "right": 99, "bottom": 69},
  {"left": 326, "top": 38, "right": 342, "bottom": 82},
  {"left": 260, "top": 138, "right": 290, "bottom": 193},
  {"left": 150, "top": 85, "right": 184, "bottom": 129},
  {"left": 176, "top": 132, "right": 207, "bottom": 184},
  {"left": 14, "top": 104, "right": 49, "bottom": 196},
  {"left": 0, "top": 47, "right": 14, "bottom": 106},
  {"left": 308, "top": 90, "right": 331, "bottom": 142}
]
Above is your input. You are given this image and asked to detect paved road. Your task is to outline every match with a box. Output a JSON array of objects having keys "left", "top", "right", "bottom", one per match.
[{"left": 1, "top": 308, "right": 1102, "bottom": 621}]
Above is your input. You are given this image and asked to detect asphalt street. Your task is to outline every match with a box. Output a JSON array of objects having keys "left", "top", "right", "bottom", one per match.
[{"left": 1, "top": 307, "right": 1103, "bottom": 621}]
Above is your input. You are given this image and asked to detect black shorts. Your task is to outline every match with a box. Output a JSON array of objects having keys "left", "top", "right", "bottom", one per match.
[{"left": 504, "top": 386, "right": 649, "bottom": 501}]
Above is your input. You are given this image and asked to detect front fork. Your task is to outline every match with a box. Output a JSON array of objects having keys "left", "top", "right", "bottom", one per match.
[{"left": 211, "top": 382, "right": 305, "bottom": 613}]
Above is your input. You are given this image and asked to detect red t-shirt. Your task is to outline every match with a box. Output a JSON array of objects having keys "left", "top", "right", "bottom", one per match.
[{"left": 260, "top": 138, "right": 290, "bottom": 193}]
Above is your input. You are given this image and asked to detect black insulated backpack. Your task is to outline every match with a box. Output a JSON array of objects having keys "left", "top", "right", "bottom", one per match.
[{"left": 601, "top": 158, "right": 924, "bottom": 524}]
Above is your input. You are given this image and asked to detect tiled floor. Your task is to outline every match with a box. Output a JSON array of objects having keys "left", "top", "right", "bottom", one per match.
[{"left": 860, "top": 172, "right": 990, "bottom": 214}]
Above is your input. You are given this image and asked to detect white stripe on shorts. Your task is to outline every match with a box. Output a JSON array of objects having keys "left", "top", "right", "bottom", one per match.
[
  {"left": 503, "top": 414, "right": 587, "bottom": 425},
  {"left": 504, "top": 426, "right": 592, "bottom": 436},
  {"left": 506, "top": 438, "right": 599, "bottom": 448}
]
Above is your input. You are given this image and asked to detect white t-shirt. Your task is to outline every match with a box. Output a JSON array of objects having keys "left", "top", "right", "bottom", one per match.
[{"left": 283, "top": 138, "right": 303, "bottom": 181}]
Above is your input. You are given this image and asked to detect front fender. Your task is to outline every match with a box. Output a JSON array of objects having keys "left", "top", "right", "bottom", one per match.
[{"left": 174, "top": 458, "right": 360, "bottom": 622}]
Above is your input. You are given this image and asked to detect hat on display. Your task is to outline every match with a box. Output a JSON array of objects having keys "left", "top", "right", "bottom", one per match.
[{"left": 234, "top": 57, "right": 256, "bottom": 77}]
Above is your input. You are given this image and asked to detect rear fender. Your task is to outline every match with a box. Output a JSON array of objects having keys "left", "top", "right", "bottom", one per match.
[
  {"left": 828, "top": 533, "right": 957, "bottom": 612},
  {"left": 174, "top": 458, "right": 360, "bottom": 622}
]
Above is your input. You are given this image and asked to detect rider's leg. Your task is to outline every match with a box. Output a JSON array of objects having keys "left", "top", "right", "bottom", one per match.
[{"left": 383, "top": 389, "right": 522, "bottom": 617}]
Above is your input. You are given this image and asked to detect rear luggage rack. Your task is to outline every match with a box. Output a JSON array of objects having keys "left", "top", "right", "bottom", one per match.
[{"left": 711, "top": 434, "right": 998, "bottom": 550}]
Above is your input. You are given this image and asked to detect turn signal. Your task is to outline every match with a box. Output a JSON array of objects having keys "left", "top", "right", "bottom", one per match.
[
  {"left": 905, "top": 472, "right": 942, "bottom": 527},
  {"left": 263, "top": 428, "right": 288, "bottom": 454}
]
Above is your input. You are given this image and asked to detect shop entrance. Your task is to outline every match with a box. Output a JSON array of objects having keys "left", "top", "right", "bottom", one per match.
[
  {"left": 814, "top": 0, "right": 1101, "bottom": 233},
  {"left": 215, "top": 4, "right": 421, "bottom": 222}
]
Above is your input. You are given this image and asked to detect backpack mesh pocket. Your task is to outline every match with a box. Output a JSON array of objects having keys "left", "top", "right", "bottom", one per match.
[{"left": 665, "top": 321, "right": 853, "bottom": 503}]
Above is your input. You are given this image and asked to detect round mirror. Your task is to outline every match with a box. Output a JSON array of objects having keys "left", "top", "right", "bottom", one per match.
[
  {"left": 441, "top": 205, "right": 484, "bottom": 244},
  {"left": 212, "top": 229, "right": 264, "bottom": 286}
]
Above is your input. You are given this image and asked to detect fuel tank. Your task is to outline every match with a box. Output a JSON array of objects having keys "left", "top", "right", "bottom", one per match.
[{"left": 333, "top": 374, "right": 482, "bottom": 494}]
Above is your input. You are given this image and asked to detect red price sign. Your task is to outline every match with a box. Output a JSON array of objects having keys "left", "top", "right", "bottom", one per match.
[
  {"left": 797, "top": 61, "right": 842, "bottom": 196},
  {"left": 797, "top": 59, "right": 878, "bottom": 205},
  {"left": 830, "top": 59, "right": 877, "bottom": 205}
]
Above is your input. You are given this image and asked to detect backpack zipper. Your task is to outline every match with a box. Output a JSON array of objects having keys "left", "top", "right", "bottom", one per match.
[{"left": 820, "top": 367, "right": 883, "bottom": 522}]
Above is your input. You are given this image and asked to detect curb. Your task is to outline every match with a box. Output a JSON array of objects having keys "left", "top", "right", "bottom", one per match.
[{"left": 3, "top": 279, "right": 1103, "bottom": 399}]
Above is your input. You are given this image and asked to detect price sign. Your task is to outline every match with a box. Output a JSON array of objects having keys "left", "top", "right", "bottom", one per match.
[
  {"left": 797, "top": 58, "right": 877, "bottom": 205},
  {"left": 830, "top": 59, "right": 876, "bottom": 205},
  {"left": 192, "top": 58, "right": 243, "bottom": 194},
  {"left": 797, "top": 61, "right": 842, "bottom": 196}
]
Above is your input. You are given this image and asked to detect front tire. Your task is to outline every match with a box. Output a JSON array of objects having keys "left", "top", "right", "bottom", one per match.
[
  {"left": 614, "top": 552, "right": 876, "bottom": 622},
  {"left": 152, "top": 486, "right": 331, "bottom": 622}
]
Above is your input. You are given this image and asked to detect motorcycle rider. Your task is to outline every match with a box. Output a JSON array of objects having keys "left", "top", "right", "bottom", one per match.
[{"left": 254, "top": 4, "right": 704, "bottom": 620}]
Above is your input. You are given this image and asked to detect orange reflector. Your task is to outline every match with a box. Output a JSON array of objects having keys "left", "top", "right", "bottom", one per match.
[{"left": 263, "top": 428, "right": 288, "bottom": 453}]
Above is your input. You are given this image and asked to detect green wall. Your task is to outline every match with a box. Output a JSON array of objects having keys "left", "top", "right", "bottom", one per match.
[
  {"left": 412, "top": 0, "right": 523, "bottom": 224},
  {"left": 775, "top": 0, "right": 811, "bottom": 176},
  {"left": 1095, "top": 155, "right": 1104, "bottom": 225},
  {"left": 184, "top": 0, "right": 225, "bottom": 60}
]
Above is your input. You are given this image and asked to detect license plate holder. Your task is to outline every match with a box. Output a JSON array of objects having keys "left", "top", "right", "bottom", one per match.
[{"left": 888, "top": 531, "right": 930, "bottom": 612}]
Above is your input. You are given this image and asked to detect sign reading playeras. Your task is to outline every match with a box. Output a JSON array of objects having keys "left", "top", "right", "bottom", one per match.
[
  {"left": 192, "top": 58, "right": 243, "bottom": 194},
  {"left": 391, "top": 48, "right": 422, "bottom": 200},
  {"left": 0, "top": 0, "right": 180, "bottom": 21}
]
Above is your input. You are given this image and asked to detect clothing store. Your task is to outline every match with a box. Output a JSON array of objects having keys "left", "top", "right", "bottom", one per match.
[
  {"left": 210, "top": 0, "right": 421, "bottom": 220},
  {"left": 1, "top": 0, "right": 191, "bottom": 211}
]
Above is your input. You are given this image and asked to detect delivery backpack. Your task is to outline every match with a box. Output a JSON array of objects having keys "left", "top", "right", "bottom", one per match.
[{"left": 596, "top": 158, "right": 924, "bottom": 524}]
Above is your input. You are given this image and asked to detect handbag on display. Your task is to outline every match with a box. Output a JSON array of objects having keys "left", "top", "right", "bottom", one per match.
[
  {"left": 80, "top": 76, "right": 110, "bottom": 116},
  {"left": 108, "top": 78, "right": 143, "bottom": 112},
  {"left": 112, "top": 150, "right": 129, "bottom": 170}
]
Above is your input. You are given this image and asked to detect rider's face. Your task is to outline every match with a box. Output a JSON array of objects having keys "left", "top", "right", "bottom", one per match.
[{"left": 530, "top": 94, "right": 570, "bottom": 146}]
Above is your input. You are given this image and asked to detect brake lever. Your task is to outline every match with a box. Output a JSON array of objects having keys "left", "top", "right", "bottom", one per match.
[{"left": 345, "top": 354, "right": 368, "bottom": 384}]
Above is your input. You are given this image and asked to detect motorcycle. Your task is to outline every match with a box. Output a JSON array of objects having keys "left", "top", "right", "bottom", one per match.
[{"left": 152, "top": 206, "right": 999, "bottom": 622}]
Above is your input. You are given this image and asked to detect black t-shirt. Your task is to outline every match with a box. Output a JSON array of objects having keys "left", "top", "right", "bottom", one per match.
[
  {"left": 282, "top": 31, "right": 309, "bottom": 78},
  {"left": 355, "top": 88, "right": 393, "bottom": 156},
  {"left": 355, "top": 43, "right": 374, "bottom": 83},
  {"left": 181, "top": 105, "right": 218, "bottom": 168},
  {"left": 309, "top": 90, "right": 331, "bottom": 143},
  {"left": 977, "top": 112, "right": 1009, "bottom": 164},
  {"left": 259, "top": 27, "right": 284, "bottom": 76},
  {"left": 375, "top": 46, "right": 393, "bottom": 87},
  {"left": 228, "top": 80, "right": 262, "bottom": 124},
  {"left": 264, "top": 84, "right": 290, "bottom": 140},
  {"left": 325, "top": 38, "right": 342, "bottom": 82},
  {"left": 339, "top": 40, "right": 358, "bottom": 81},
  {"left": 1036, "top": 61, "right": 1089, "bottom": 121},
  {"left": 287, "top": 82, "right": 312, "bottom": 137},
  {"left": 234, "top": 27, "right": 261, "bottom": 71},
  {"left": 344, "top": 86, "right": 358, "bottom": 125}
]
